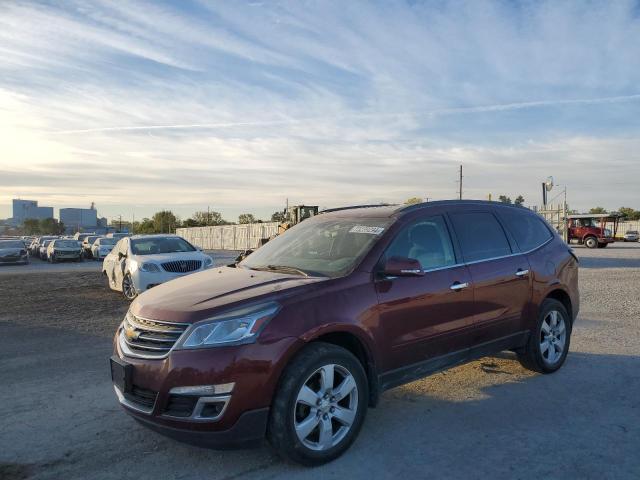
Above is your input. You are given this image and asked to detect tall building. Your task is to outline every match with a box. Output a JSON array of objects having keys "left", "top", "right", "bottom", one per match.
[
  {"left": 11, "top": 199, "right": 54, "bottom": 226},
  {"left": 60, "top": 208, "right": 98, "bottom": 231}
]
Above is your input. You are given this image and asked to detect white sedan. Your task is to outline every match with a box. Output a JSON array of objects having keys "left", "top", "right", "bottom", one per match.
[
  {"left": 91, "top": 237, "right": 117, "bottom": 260},
  {"left": 102, "top": 234, "right": 214, "bottom": 300}
]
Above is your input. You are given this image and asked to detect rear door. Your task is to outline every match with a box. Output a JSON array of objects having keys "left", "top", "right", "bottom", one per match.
[
  {"left": 375, "top": 214, "right": 475, "bottom": 373},
  {"left": 448, "top": 209, "right": 531, "bottom": 348}
]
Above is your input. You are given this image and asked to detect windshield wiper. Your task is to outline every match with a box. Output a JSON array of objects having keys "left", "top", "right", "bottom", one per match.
[{"left": 250, "top": 264, "right": 309, "bottom": 277}]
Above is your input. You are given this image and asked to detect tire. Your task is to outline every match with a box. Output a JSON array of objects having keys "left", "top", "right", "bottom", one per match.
[
  {"left": 518, "top": 299, "right": 572, "bottom": 373},
  {"left": 267, "top": 342, "right": 368, "bottom": 466},
  {"left": 584, "top": 236, "right": 598, "bottom": 249},
  {"left": 122, "top": 273, "right": 137, "bottom": 300}
]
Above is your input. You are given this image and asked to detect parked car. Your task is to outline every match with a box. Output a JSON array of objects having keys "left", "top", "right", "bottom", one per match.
[
  {"left": 38, "top": 239, "right": 55, "bottom": 260},
  {"left": 30, "top": 236, "right": 57, "bottom": 257},
  {"left": 28, "top": 239, "right": 40, "bottom": 256},
  {"left": 110, "top": 201, "right": 579, "bottom": 465},
  {"left": 91, "top": 237, "right": 117, "bottom": 260},
  {"left": 623, "top": 230, "right": 639, "bottom": 242},
  {"left": 73, "top": 232, "right": 96, "bottom": 243},
  {"left": 47, "top": 239, "right": 83, "bottom": 263},
  {"left": 81, "top": 235, "right": 99, "bottom": 258},
  {"left": 107, "top": 232, "right": 131, "bottom": 239},
  {"left": 103, "top": 235, "right": 214, "bottom": 300},
  {"left": 0, "top": 239, "right": 29, "bottom": 265}
]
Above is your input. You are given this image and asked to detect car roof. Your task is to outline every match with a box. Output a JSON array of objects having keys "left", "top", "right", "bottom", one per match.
[
  {"left": 318, "top": 200, "right": 531, "bottom": 219},
  {"left": 129, "top": 234, "right": 181, "bottom": 239}
]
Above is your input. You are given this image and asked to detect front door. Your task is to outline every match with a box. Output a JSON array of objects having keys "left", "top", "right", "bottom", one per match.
[{"left": 375, "top": 214, "right": 475, "bottom": 379}]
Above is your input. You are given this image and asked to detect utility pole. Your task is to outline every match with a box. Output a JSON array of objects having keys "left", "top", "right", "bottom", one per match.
[
  {"left": 207, "top": 205, "right": 210, "bottom": 226},
  {"left": 119, "top": 214, "right": 122, "bottom": 232},
  {"left": 458, "top": 165, "right": 463, "bottom": 200}
]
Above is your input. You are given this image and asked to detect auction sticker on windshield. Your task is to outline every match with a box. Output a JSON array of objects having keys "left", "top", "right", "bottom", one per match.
[{"left": 349, "top": 225, "right": 385, "bottom": 235}]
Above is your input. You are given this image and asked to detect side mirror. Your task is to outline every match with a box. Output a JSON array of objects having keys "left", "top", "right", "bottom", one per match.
[{"left": 382, "top": 256, "right": 424, "bottom": 277}]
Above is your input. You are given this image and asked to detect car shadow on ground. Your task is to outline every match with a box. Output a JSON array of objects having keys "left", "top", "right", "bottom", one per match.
[{"left": 2, "top": 319, "right": 638, "bottom": 480}]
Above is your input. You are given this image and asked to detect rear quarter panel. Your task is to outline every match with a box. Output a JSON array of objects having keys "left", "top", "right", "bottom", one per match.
[{"left": 526, "top": 237, "right": 579, "bottom": 323}]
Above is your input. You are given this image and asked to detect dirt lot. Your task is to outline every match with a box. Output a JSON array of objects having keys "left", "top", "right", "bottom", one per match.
[{"left": 1, "top": 244, "right": 639, "bottom": 479}]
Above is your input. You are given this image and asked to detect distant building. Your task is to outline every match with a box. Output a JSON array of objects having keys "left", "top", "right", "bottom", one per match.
[
  {"left": 60, "top": 207, "right": 98, "bottom": 232},
  {"left": 10, "top": 199, "right": 54, "bottom": 226}
]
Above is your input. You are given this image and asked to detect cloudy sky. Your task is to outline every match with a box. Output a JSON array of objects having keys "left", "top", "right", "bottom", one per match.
[{"left": 1, "top": 0, "right": 639, "bottom": 222}]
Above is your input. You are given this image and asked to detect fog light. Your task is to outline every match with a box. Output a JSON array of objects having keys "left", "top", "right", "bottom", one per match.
[{"left": 169, "top": 383, "right": 234, "bottom": 396}]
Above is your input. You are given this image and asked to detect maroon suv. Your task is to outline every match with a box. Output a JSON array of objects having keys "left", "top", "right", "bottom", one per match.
[{"left": 111, "top": 201, "right": 579, "bottom": 465}]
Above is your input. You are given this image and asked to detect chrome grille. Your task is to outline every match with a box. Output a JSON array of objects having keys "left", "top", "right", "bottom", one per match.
[
  {"left": 161, "top": 260, "right": 202, "bottom": 273},
  {"left": 120, "top": 312, "right": 190, "bottom": 359}
]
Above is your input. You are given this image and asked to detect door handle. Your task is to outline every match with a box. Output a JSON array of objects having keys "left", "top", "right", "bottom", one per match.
[
  {"left": 516, "top": 269, "right": 529, "bottom": 277},
  {"left": 450, "top": 281, "right": 469, "bottom": 291}
]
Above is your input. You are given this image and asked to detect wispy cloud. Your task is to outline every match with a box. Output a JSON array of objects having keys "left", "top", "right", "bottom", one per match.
[{"left": 1, "top": 0, "right": 640, "bottom": 220}]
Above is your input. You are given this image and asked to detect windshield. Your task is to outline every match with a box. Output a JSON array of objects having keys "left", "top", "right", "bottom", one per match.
[
  {"left": 240, "top": 217, "right": 391, "bottom": 278},
  {"left": 99, "top": 238, "right": 116, "bottom": 245},
  {"left": 130, "top": 237, "right": 196, "bottom": 255},
  {"left": 0, "top": 240, "right": 24, "bottom": 249},
  {"left": 54, "top": 240, "right": 79, "bottom": 248}
]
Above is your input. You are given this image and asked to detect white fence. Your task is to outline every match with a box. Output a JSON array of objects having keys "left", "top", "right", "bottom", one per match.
[
  {"left": 176, "top": 222, "right": 279, "bottom": 250},
  {"left": 618, "top": 221, "right": 640, "bottom": 237},
  {"left": 532, "top": 203, "right": 568, "bottom": 242}
]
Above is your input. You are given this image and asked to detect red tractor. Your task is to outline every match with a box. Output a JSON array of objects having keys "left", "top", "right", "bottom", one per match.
[{"left": 567, "top": 213, "right": 620, "bottom": 248}]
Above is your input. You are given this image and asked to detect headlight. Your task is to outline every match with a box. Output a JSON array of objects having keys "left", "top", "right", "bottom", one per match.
[
  {"left": 139, "top": 262, "right": 160, "bottom": 272},
  {"left": 203, "top": 257, "right": 213, "bottom": 267},
  {"left": 176, "top": 302, "right": 280, "bottom": 349}
]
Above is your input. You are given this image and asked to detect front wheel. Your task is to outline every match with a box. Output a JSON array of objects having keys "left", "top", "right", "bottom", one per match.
[
  {"left": 584, "top": 236, "right": 598, "bottom": 249},
  {"left": 267, "top": 343, "right": 368, "bottom": 466},
  {"left": 122, "top": 274, "right": 137, "bottom": 300},
  {"left": 518, "top": 299, "right": 572, "bottom": 373}
]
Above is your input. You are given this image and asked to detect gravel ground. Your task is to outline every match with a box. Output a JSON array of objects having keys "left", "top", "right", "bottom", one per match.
[{"left": 0, "top": 243, "right": 639, "bottom": 479}]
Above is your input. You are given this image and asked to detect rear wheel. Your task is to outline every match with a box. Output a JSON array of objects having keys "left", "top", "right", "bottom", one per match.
[
  {"left": 584, "top": 236, "right": 598, "bottom": 249},
  {"left": 267, "top": 343, "right": 368, "bottom": 466},
  {"left": 518, "top": 299, "right": 571, "bottom": 373},
  {"left": 122, "top": 274, "right": 137, "bottom": 300}
]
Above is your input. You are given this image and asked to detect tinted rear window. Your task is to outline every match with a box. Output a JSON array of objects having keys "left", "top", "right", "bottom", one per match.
[
  {"left": 499, "top": 210, "right": 552, "bottom": 252},
  {"left": 449, "top": 212, "right": 512, "bottom": 262}
]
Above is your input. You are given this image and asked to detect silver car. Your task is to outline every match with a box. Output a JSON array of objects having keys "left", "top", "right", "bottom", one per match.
[
  {"left": 0, "top": 239, "right": 29, "bottom": 265},
  {"left": 623, "top": 230, "right": 639, "bottom": 242},
  {"left": 47, "top": 239, "right": 83, "bottom": 262}
]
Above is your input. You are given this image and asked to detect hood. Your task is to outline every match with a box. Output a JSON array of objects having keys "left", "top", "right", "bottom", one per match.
[
  {"left": 131, "top": 266, "right": 327, "bottom": 323},
  {"left": 131, "top": 250, "right": 207, "bottom": 264},
  {"left": 0, "top": 248, "right": 23, "bottom": 256}
]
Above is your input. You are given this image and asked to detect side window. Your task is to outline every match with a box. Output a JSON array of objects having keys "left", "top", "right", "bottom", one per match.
[
  {"left": 384, "top": 216, "right": 456, "bottom": 270},
  {"left": 499, "top": 210, "right": 553, "bottom": 252},
  {"left": 449, "top": 212, "right": 512, "bottom": 262}
]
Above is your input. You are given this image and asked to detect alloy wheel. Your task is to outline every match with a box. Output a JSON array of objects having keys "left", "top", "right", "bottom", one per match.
[
  {"left": 122, "top": 275, "right": 137, "bottom": 300},
  {"left": 540, "top": 310, "right": 566, "bottom": 365},
  {"left": 293, "top": 364, "right": 358, "bottom": 451}
]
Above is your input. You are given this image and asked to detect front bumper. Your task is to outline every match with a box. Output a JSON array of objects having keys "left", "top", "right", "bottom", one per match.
[
  {"left": 597, "top": 237, "right": 615, "bottom": 244},
  {"left": 0, "top": 254, "right": 28, "bottom": 264},
  {"left": 132, "top": 408, "right": 269, "bottom": 448},
  {"left": 111, "top": 328, "right": 301, "bottom": 448}
]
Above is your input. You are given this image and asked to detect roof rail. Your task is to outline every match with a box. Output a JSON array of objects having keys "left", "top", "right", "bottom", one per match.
[{"left": 320, "top": 203, "right": 397, "bottom": 214}]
